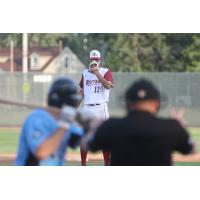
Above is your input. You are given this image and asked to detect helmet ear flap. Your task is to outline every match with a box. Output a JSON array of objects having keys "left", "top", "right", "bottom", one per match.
[
  {"left": 48, "top": 92, "right": 62, "bottom": 108},
  {"left": 51, "top": 92, "right": 60, "bottom": 102}
]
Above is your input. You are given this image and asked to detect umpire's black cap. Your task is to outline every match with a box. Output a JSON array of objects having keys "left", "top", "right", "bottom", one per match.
[{"left": 125, "top": 78, "right": 164, "bottom": 103}]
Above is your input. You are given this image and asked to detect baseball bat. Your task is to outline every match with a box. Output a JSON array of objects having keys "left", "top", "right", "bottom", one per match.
[
  {"left": 0, "top": 97, "right": 93, "bottom": 126},
  {"left": 0, "top": 97, "right": 60, "bottom": 116}
]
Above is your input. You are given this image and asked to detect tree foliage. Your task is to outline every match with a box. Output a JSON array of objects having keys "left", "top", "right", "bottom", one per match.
[{"left": 0, "top": 33, "right": 200, "bottom": 72}]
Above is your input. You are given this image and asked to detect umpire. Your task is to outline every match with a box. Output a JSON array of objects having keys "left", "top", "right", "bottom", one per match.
[{"left": 82, "top": 78, "right": 195, "bottom": 166}]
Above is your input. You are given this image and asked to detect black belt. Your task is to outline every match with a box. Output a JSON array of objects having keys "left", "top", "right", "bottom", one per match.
[{"left": 87, "top": 104, "right": 100, "bottom": 106}]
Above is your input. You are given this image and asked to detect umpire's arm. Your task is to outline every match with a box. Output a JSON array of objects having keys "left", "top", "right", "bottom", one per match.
[
  {"left": 81, "top": 119, "right": 112, "bottom": 152},
  {"left": 173, "top": 120, "right": 196, "bottom": 154}
]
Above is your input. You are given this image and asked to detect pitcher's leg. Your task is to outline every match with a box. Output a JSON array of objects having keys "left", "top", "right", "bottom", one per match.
[
  {"left": 80, "top": 145, "right": 88, "bottom": 166},
  {"left": 103, "top": 150, "right": 110, "bottom": 166}
]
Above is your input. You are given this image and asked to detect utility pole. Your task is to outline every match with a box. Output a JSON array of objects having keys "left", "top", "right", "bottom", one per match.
[
  {"left": 22, "top": 33, "right": 29, "bottom": 102},
  {"left": 10, "top": 40, "right": 14, "bottom": 72},
  {"left": 22, "top": 33, "right": 28, "bottom": 73}
]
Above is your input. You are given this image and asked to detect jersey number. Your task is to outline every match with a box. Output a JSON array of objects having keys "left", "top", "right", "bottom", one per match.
[{"left": 94, "top": 86, "right": 101, "bottom": 93}]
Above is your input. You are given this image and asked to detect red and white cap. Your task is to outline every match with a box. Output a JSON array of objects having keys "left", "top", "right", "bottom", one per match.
[{"left": 89, "top": 50, "right": 101, "bottom": 60}]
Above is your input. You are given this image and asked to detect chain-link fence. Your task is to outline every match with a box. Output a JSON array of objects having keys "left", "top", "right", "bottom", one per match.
[{"left": 0, "top": 72, "right": 200, "bottom": 126}]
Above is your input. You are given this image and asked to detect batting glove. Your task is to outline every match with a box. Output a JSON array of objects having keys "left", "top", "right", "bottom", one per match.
[{"left": 57, "top": 105, "right": 77, "bottom": 130}]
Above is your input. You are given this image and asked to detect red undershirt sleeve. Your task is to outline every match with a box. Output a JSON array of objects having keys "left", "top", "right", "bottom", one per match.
[
  {"left": 104, "top": 70, "right": 114, "bottom": 84},
  {"left": 79, "top": 75, "right": 84, "bottom": 89}
]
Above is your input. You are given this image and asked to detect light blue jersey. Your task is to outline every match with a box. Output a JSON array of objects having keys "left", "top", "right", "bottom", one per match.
[{"left": 15, "top": 109, "right": 83, "bottom": 166}]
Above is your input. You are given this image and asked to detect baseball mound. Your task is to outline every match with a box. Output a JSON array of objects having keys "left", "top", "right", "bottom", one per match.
[{"left": 172, "top": 153, "right": 200, "bottom": 162}]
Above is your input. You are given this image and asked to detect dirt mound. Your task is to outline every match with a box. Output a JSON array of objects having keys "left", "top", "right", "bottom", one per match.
[{"left": 1, "top": 152, "right": 200, "bottom": 163}]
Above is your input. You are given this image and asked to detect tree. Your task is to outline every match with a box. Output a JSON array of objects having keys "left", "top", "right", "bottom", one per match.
[
  {"left": 183, "top": 34, "right": 200, "bottom": 71},
  {"left": 104, "top": 33, "right": 172, "bottom": 72},
  {"left": 0, "top": 33, "right": 200, "bottom": 72},
  {"left": 165, "top": 33, "right": 194, "bottom": 72},
  {"left": 0, "top": 33, "right": 22, "bottom": 48}
]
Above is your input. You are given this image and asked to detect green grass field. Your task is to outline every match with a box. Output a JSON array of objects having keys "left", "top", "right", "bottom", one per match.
[
  {"left": 0, "top": 127, "right": 200, "bottom": 166},
  {"left": 0, "top": 127, "right": 84, "bottom": 154},
  {"left": 0, "top": 128, "right": 19, "bottom": 154}
]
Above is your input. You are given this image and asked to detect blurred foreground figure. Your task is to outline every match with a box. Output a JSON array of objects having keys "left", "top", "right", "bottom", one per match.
[
  {"left": 16, "top": 77, "right": 83, "bottom": 166},
  {"left": 82, "top": 78, "right": 195, "bottom": 166}
]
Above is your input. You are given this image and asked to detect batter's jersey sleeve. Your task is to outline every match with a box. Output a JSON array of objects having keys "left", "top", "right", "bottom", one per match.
[
  {"left": 24, "top": 110, "right": 58, "bottom": 155},
  {"left": 68, "top": 123, "right": 84, "bottom": 148}
]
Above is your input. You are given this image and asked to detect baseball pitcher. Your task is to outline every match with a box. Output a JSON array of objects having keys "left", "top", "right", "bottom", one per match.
[{"left": 79, "top": 50, "right": 114, "bottom": 165}]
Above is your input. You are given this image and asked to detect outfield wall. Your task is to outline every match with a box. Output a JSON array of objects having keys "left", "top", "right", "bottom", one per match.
[{"left": 0, "top": 72, "right": 200, "bottom": 126}]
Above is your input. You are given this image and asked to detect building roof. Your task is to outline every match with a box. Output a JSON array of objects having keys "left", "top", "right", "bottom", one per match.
[{"left": 0, "top": 47, "right": 60, "bottom": 72}]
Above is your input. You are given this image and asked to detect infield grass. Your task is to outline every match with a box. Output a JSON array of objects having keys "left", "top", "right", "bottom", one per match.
[{"left": 0, "top": 127, "right": 200, "bottom": 166}]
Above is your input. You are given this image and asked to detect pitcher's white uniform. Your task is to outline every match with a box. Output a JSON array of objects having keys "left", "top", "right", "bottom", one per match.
[
  {"left": 79, "top": 49, "right": 113, "bottom": 166},
  {"left": 79, "top": 67, "right": 113, "bottom": 120}
]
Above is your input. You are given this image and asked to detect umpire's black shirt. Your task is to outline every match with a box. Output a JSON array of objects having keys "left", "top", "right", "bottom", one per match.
[{"left": 88, "top": 110, "right": 193, "bottom": 166}]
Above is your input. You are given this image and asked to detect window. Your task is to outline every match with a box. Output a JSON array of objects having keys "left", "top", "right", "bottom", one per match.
[
  {"left": 64, "top": 56, "right": 68, "bottom": 68},
  {"left": 30, "top": 52, "right": 40, "bottom": 70}
]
